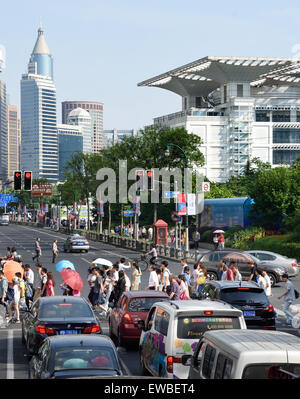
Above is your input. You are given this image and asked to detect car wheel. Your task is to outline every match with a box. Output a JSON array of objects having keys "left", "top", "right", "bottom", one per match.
[
  {"left": 85, "top": 250, "right": 88, "bottom": 253},
  {"left": 26, "top": 336, "right": 32, "bottom": 360},
  {"left": 21, "top": 327, "right": 26, "bottom": 345},
  {"left": 207, "top": 271, "right": 218, "bottom": 281}
]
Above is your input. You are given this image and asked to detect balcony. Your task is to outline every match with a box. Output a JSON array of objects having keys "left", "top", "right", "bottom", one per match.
[{"left": 153, "top": 108, "right": 225, "bottom": 126}]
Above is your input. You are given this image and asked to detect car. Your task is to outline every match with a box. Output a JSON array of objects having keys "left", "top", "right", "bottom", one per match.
[
  {"left": 109, "top": 290, "right": 170, "bottom": 347},
  {"left": 22, "top": 296, "right": 102, "bottom": 357},
  {"left": 245, "top": 250, "right": 299, "bottom": 277},
  {"left": 0, "top": 214, "right": 9, "bottom": 226},
  {"left": 138, "top": 299, "right": 246, "bottom": 379},
  {"left": 199, "top": 280, "right": 276, "bottom": 330},
  {"left": 28, "top": 335, "right": 127, "bottom": 379},
  {"left": 182, "top": 329, "right": 300, "bottom": 379},
  {"left": 197, "top": 250, "right": 286, "bottom": 287},
  {"left": 63, "top": 235, "right": 89, "bottom": 253}
]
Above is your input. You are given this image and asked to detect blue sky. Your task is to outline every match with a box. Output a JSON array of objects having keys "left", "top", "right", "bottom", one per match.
[{"left": 1, "top": 0, "right": 300, "bottom": 129}]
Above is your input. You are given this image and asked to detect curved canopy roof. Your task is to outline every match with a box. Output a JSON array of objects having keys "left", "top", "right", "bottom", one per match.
[
  {"left": 138, "top": 56, "right": 300, "bottom": 97},
  {"left": 32, "top": 26, "right": 51, "bottom": 55}
]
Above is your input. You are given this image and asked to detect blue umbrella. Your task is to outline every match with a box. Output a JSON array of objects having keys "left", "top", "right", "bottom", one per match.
[{"left": 56, "top": 260, "right": 76, "bottom": 272}]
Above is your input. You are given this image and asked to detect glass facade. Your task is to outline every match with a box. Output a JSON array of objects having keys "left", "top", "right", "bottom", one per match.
[
  {"left": 103, "top": 129, "right": 138, "bottom": 148},
  {"left": 67, "top": 110, "right": 92, "bottom": 154},
  {"left": 58, "top": 128, "right": 83, "bottom": 181},
  {"left": 0, "top": 80, "right": 7, "bottom": 183},
  {"left": 273, "top": 150, "right": 300, "bottom": 164},
  {"left": 273, "top": 129, "right": 300, "bottom": 143},
  {"left": 7, "top": 105, "right": 21, "bottom": 179}
]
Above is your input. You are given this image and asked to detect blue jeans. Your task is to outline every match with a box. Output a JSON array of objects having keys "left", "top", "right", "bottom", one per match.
[{"left": 283, "top": 300, "right": 294, "bottom": 323}]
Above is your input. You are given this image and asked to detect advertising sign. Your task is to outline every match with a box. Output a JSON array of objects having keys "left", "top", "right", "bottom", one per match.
[
  {"left": 32, "top": 184, "right": 53, "bottom": 197},
  {"left": 177, "top": 193, "right": 187, "bottom": 216}
]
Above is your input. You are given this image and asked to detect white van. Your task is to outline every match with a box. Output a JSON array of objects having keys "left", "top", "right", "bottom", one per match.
[
  {"left": 0, "top": 214, "right": 9, "bottom": 226},
  {"left": 138, "top": 299, "right": 246, "bottom": 379},
  {"left": 183, "top": 329, "right": 300, "bottom": 379}
]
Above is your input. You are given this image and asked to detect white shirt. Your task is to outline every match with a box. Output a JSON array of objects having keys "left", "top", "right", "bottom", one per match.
[
  {"left": 179, "top": 280, "right": 186, "bottom": 294},
  {"left": 257, "top": 276, "right": 266, "bottom": 290},
  {"left": 87, "top": 274, "right": 96, "bottom": 287},
  {"left": 234, "top": 272, "right": 242, "bottom": 282},
  {"left": 13, "top": 285, "right": 20, "bottom": 303},
  {"left": 125, "top": 275, "right": 131, "bottom": 290},
  {"left": 25, "top": 269, "right": 34, "bottom": 285},
  {"left": 119, "top": 263, "right": 131, "bottom": 272},
  {"left": 162, "top": 269, "right": 170, "bottom": 286},
  {"left": 113, "top": 271, "right": 119, "bottom": 281},
  {"left": 263, "top": 274, "right": 271, "bottom": 296},
  {"left": 148, "top": 271, "right": 159, "bottom": 288}
]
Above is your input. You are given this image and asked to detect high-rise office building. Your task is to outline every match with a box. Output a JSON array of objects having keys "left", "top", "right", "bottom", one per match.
[
  {"left": 67, "top": 108, "right": 92, "bottom": 154},
  {"left": 57, "top": 124, "right": 83, "bottom": 181},
  {"left": 21, "top": 26, "right": 58, "bottom": 183},
  {"left": 0, "top": 80, "right": 7, "bottom": 184},
  {"left": 62, "top": 101, "right": 103, "bottom": 152},
  {"left": 7, "top": 105, "right": 21, "bottom": 181}
]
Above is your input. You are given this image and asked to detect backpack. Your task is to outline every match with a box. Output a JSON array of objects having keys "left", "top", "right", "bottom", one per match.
[{"left": 24, "top": 282, "right": 33, "bottom": 298}]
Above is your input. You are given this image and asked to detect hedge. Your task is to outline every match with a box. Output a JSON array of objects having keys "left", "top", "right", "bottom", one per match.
[{"left": 248, "top": 237, "right": 300, "bottom": 259}]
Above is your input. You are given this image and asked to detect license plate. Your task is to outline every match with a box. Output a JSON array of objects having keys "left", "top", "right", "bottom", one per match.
[
  {"left": 243, "top": 311, "right": 255, "bottom": 317},
  {"left": 77, "top": 242, "right": 85, "bottom": 246},
  {"left": 59, "top": 330, "right": 78, "bottom": 335}
]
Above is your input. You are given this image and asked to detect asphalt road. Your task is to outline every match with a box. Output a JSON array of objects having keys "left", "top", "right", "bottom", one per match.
[{"left": 0, "top": 223, "right": 299, "bottom": 379}]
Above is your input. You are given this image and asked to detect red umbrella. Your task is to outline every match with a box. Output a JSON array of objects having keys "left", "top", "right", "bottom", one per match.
[
  {"left": 4, "top": 261, "right": 24, "bottom": 283},
  {"left": 61, "top": 268, "right": 84, "bottom": 291}
]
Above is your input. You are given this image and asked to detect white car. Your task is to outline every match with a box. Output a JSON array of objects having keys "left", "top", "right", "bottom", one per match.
[
  {"left": 245, "top": 250, "right": 299, "bottom": 277},
  {"left": 0, "top": 214, "right": 9, "bottom": 225},
  {"left": 138, "top": 300, "right": 246, "bottom": 379}
]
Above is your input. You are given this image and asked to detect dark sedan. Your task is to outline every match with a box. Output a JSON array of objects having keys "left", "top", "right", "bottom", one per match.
[
  {"left": 199, "top": 280, "right": 276, "bottom": 330},
  {"left": 29, "top": 335, "right": 127, "bottom": 379},
  {"left": 22, "top": 296, "right": 102, "bottom": 357}
]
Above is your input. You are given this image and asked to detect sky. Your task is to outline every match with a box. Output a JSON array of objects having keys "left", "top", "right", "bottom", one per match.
[{"left": 1, "top": 0, "right": 300, "bottom": 129}]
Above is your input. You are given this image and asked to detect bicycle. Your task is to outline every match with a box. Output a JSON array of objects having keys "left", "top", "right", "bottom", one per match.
[{"left": 136, "top": 253, "right": 159, "bottom": 272}]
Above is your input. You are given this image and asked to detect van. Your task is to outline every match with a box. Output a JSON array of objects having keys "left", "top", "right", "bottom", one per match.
[
  {"left": 182, "top": 329, "right": 300, "bottom": 379},
  {"left": 0, "top": 214, "right": 9, "bottom": 226},
  {"left": 138, "top": 299, "right": 246, "bottom": 379}
]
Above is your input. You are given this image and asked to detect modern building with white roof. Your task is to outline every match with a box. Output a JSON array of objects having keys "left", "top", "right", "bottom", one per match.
[
  {"left": 139, "top": 56, "right": 300, "bottom": 182},
  {"left": 67, "top": 108, "right": 92, "bottom": 154}
]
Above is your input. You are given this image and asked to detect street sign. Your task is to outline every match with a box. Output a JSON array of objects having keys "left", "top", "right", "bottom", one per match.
[
  {"left": 0, "top": 194, "right": 18, "bottom": 204},
  {"left": 164, "top": 191, "right": 180, "bottom": 199},
  {"left": 187, "top": 193, "right": 196, "bottom": 215},
  {"left": 32, "top": 184, "right": 53, "bottom": 197},
  {"left": 124, "top": 210, "right": 135, "bottom": 217},
  {"left": 202, "top": 182, "right": 210, "bottom": 192}
]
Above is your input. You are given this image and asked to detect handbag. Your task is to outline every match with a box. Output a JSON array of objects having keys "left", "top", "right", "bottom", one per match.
[
  {"left": 295, "top": 289, "right": 299, "bottom": 299},
  {"left": 197, "top": 275, "right": 206, "bottom": 285}
]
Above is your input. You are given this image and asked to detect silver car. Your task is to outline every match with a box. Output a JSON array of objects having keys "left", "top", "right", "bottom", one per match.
[
  {"left": 63, "top": 235, "right": 89, "bottom": 253},
  {"left": 245, "top": 250, "right": 299, "bottom": 277}
]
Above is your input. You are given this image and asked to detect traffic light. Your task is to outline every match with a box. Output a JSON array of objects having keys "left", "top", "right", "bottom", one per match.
[
  {"left": 14, "top": 171, "right": 22, "bottom": 190},
  {"left": 24, "top": 171, "right": 32, "bottom": 191},
  {"left": 136, "top": 170, "right": 144, "bottom": 195},
  {"left": 146, "top": 170, "right": 154, "bottom": 191}
]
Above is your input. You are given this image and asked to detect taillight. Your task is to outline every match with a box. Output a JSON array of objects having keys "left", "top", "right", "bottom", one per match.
[
  {"left": 83, "top": 323, "right": 100, "bottom": 333},
  {"left": 72, "top": 242, "right": 77, "bottom": 246},
  {"left": 36, "top": 325, "right": 55, "bottom": 335},
  {"left": 292, "top": 263, "right": 297, "bottom": 268},
  {"left": 263, "top": 304, "right": 274, "bottom": 313},
  {"left": 167, "top": 356, "right": 181, "bottom": 373},
  {"left": 204, "top": 311, "right": 213, "bottom": 315},
  {"left": 237, "top": 287, "right": 250, "bottom": 291},
  {"left": 123, "top": 313, "right": 133, "bottom": 324}
]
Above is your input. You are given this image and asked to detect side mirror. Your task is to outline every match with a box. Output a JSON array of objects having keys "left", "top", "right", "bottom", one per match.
[
  {"left": 137, "top": 320, "right": 145, "bottom": 331},
  {"left": 182, "top": 355, "right": 192, "bottom": 366}
]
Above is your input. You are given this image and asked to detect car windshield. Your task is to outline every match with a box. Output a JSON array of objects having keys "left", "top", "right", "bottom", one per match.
[
  {"left": 248, "top": 254, "right": 261, "bottom": 264},
  {"left": 177, "top": 315, "right": 241, "bottom": 339},
  {"left": 54, "top": 347, "right": 118, "bottom": 371},
  {"left": 220, "top": 288, "right": 268, "bottom": 306},
  {"left": 128, "top": 297, "right": 169, "bottom": 312},
  {"left": 40, "top": 302, "right": 93, "bottom": 318}
]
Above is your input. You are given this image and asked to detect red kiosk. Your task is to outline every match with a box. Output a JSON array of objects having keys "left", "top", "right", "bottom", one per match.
[{"left": 154, "top": 219, "right": 168, "bottom": 246}]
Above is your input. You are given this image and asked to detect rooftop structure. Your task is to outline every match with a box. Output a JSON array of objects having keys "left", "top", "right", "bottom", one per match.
[{"left": 139, "top": 56, "right": 300, "bottom": 182}]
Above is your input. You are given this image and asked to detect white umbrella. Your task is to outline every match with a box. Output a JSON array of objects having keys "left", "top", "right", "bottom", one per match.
[
  {"left": 213, "top": 229, "right": 225, "bottom": 234},
  {"left": 92, "top": 258, "right": 113, "bottom": 268}
]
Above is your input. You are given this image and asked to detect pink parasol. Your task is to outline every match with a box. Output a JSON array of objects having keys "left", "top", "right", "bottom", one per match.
[{"left": 61, "top": 268, "right": 84, "bottom": 291}]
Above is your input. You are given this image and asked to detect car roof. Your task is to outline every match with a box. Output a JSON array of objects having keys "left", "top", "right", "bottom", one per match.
[
  {"left": 206, "top": 280, "right": 261, "bottom": 289},
  {"left": 121, "top": 290, "right": 169, "bottom": 299},
  {"left": 46, "top": 334, "right": 116, "bottom": 348},
  {"left": 154, "top": 299, "right": 242, "bottom": 314},
  {"left": 39, "top": 296, "right": 89, "bottom": 305},
  {"left": 202, "top": 330, "right": 300, "bottom": 356}
]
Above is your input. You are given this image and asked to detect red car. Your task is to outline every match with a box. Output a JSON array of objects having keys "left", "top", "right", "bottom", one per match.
[{"left": 109, "top": 290, "right": 169, "bottom": 347}]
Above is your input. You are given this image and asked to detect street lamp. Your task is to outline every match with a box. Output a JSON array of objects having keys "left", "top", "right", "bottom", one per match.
[{"left": 165, "top": 143, "right": 190, "bottom": 255}]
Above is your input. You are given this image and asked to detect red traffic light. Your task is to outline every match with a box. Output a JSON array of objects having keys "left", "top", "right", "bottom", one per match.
[
  {"left": 147, "top": 171, "right": 153, "bottom": 177},
  {"left": 25, "top": 172, "right": 31, "bottom": 179},
  {"left": 15, "top": 172, "right": 21, "bottom": 178}
]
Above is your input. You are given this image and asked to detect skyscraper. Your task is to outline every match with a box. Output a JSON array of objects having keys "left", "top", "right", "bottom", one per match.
[
  {"left": 62, "top": 101, "right": 103, "bottom": 152},
  {"left": 7, "top": 105, "right": 21, "bottom": 181},
  {"left": 21, "top": 26, "right": 58, "bottom": 183},
  {"left": 0, "top": 80, "right": 7, "bottom": 184},
  {"left": 67, "top": 108, "right": 92, "bottom": 154}
]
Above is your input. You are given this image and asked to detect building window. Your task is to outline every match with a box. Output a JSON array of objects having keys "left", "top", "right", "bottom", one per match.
[
  {"left": 273, "top": 150, "right": 300, "bottom": 164},
  {"left": 224, "top": 85, "right": 227, "bottom": 103},
  {"left": 273, "top": 129, "right": 300, "bottom": 143},
  {"left": 237, "top": 84, "right": 243, "bottom": 97},
  {"left": 196, "top": 97, "right": 202, "bottom": 108},
  {"left": 272, "top": 110, "right": 290, "bottom": 122},
  {"left": 255, "top": 111, "right": 270, "bottom": 122}
]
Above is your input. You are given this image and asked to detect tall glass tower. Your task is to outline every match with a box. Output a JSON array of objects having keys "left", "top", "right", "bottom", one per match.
[{"left": 21, "top": 26, "right": 58, "bottom": 183}]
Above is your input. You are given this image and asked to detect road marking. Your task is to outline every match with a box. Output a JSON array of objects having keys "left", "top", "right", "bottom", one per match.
[{"left": 7, "top": 329, "right": 14, "bottom": 379}]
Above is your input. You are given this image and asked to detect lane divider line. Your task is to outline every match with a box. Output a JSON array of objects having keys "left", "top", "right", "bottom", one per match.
[{"left": 7, "top": 329, "right": 14, "bottom": 379}]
